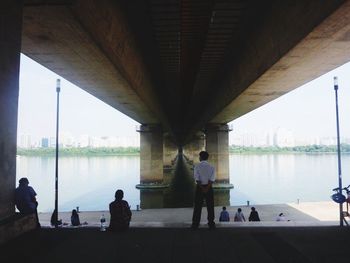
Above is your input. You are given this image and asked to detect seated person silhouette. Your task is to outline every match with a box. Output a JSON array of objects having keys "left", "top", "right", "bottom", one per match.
[
  {"left": 15, "top": 177, "right": 38, "bottom": 214},
  {"left": 248, "top": 207, "right": 261, "bottom": 222},
  {"left": 50, "top": 209, "right": 62, "bottom": 227},
  {"left": 276, "top": 212, "right": 290, "bottom": 221},
  {"left": 15, "top": 177, "right": 40, "bottom": 227},
  {"left": 109, "top": 189, "right": 132, "bottom": 231},
  {"left": 234, "top": 208, "right": 246, "bottom": 222},
  {"left": 71, "top": 209, "right": 80, "bottom": 226},
  {"left": 219, "top": 206, "right": 230, "bottom": 222}
]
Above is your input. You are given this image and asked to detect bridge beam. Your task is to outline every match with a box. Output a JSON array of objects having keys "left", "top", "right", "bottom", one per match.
[
  {"left": 0, "top": 1, "right": 22, "bottom": 220},
  {"left": 205, "top": 124, "right": 233, "bottom": 188}
]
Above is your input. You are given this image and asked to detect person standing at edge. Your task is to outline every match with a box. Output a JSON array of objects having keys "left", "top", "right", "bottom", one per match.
[{"left": 191, "top": 151, "right": 216, "bottom": 229}]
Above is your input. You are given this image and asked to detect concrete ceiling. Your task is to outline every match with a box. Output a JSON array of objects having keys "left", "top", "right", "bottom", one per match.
[{"left": 22, "top": 0, "right": 350, "bottom": 145}]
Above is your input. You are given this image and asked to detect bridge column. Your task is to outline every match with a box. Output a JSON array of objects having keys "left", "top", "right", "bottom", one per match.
[
  {"left": 0, "top": 1, "right": 22, "bottom": 220},
  {"left": 182, "top": 132, "right": 205, "bottom": 165},
  {"left": 163, "top": 134, "right": 178, "bottom": 170},
  {"left": 205, "top": 124, "right": 233, "bottom": 188},
  {"left": 137, "top": 124, "right": 168, "bottom": 189}
]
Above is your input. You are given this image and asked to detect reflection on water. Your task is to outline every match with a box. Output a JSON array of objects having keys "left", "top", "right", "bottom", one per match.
[
  {"left": 140, "top": 155, "right": 195, "bottom": 209},
  {"left": 16, "top": 153, "right": 350, "bottom": 212},
  {"left": 229, "top": 153, "right": 350, "bottom": 205},
  {"left": 139, "top": 155, "right": 230, "bottom": 208}
]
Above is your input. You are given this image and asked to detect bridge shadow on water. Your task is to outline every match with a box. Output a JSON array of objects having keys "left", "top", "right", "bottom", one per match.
[{"left": 139, "top": 154, "right": 230, "bottom": 209}]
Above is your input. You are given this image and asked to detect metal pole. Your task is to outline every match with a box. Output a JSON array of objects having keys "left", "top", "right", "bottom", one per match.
[
  {"left": 55, "top": 79, "right": 61, "bottom": 228},
  {"left": 334, "top": 76, "right": 344, "bottom": 227}
]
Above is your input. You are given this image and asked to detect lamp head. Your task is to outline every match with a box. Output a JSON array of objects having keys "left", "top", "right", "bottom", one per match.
[
  {"left": 334, "top": 76, "right": 338, "bottom": 90},
  {"left": 56, "top": 79, "right": 61, "bottom": 93}
]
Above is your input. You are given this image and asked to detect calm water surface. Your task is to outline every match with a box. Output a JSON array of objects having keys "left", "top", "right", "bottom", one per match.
[{"left": 16, "top": 153, "right": 350, "bottom": 212}]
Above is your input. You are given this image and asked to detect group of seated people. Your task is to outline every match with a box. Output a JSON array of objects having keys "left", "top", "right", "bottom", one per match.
[
  {"left": 15, "top": 177, "right": 132, "bottom": 231},
  {"left": 16, "top": 177, "right": 289, "bottom": 229},
  {"left": 219, "top": 206, "right": 261, "bottom": 222},
  {"left": 50, "top": 189, "right": 132, "bottom": 231},
  {"left": 219, "top": 206, "right": 289, "bottom": 222}
]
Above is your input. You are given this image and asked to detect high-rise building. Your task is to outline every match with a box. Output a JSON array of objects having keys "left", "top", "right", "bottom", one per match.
[
  {"left": 41, "top": 138, "right": 49, "bottom": 148},
  {"left": 19, "top": 134, "right": 31, "bottom": 148},
  {"left": 49, "top": 137, "right": 56, "bottom": 147}
]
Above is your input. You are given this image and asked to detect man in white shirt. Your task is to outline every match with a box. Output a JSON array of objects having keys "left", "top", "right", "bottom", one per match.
[{"left": 191, "top": 151, "right": 216, "bottom": 229}]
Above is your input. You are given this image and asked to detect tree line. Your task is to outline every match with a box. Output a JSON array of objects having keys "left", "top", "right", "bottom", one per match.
[
  {"left": 17, "top": 144, "right": 350, "bottom": 156},
  {"left": 17, "top": 147, "right": 140, "bottom": 156},
  {"left": 229, "top": 144, "right": 350, "bottom": 153}
]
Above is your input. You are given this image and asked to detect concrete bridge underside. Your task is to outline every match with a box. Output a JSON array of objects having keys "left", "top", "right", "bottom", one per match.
[{"left": 2, "top": 0, "right": 350, "bottom": 222}]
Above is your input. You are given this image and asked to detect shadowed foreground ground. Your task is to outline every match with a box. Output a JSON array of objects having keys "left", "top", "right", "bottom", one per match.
[{"left": 1, "top": 227, "right": 349, "bottom": 263}]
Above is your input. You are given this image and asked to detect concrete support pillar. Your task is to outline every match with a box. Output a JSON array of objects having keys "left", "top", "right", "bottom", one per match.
[
  {"left": 163, "top": 134, "right": 178, "bottom": 169},
  {"left": 137, "top": 124, "right": 167, "bottom": 188},
  {"left": 205, "top": 124, "right": 233, "bottom": 187},
  {"left": 183, "top": 132, "right": 205, "bottom": 165},
  {"left": 0, "top": 1, "right": 22, "bottom": 220}
]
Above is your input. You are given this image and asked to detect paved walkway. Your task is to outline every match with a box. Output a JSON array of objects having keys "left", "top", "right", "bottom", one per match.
[{"left": 38, "top": 201, "right": 342, "bottom": 227}]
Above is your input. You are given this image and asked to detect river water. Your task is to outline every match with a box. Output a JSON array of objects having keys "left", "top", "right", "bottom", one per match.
[{"left": 16, "top": 153, "right": 350, "bottom": 212}]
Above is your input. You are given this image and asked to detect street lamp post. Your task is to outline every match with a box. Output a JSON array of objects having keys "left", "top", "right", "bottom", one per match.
[
  {"left": 55, "top": 79, "right": 61, "bottom": 228},
  {"left": 333, "top": 76, "right": 344, "bottom": 227}
]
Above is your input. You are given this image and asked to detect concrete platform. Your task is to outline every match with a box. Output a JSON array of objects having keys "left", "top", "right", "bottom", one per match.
[
  {"left": 37, "top": 201, "right": 342, "bottom": 228},
  {"left": 1, "top": 202, "right": 349, "bottom": 263}
]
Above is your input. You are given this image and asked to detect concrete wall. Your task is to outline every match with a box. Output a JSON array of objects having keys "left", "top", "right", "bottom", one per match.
[
  {"left": 139, "top": 125, "right": 164, "bottom": 184},
  {"left": 0, "top": 214, "right": 37, "bottom": 245},
  {"left": 205, "top": 124, "right": 230, "bottom": 184},
  {"left": 0, "top": 1, "right": 22, "bottom": 220}
]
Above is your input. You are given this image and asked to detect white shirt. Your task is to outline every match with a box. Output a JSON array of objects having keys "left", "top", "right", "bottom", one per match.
[
  {"left": 194, "top": 161, "right": 215, "bottom": 184},
  {"left": 276, "top": 215, "right": 287, "bottom": 221},
  {"left": 234, "top": 211, "right": 245, "bottom": 222}
]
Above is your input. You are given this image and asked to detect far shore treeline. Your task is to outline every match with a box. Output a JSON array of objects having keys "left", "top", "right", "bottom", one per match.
[
  {"left": 17, "top": 147, "right": 140, "bottom": 156},
  {"left": 16, "top": 144, "right": 350, "bottom": 156},
  {"left": 229, "top": 144, "right": 350, "bottom": 154}
]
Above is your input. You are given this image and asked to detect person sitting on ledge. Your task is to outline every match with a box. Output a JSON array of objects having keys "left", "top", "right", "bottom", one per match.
[
  {"left": 109, "top": 189, "right": 132, "bottom": 231},
  {"left": 71, "top": 209, "right": 80, "bottom": 226},
  {"left": 219, "top": 206, "right": 230, "bottom": 222},
  {"left": 276, "top": 213, "right": 290, "bottom": 222},
  {"left": 50, "top": 209, "right": 62, "bottom": 227},
  {"left": 234, "top": 208, "right": 246, "bottom": 222},
  {"left": 15, "top": 177, "right": 40, "bottom": 227},
  {"left": 248, "top": 207, "right": 261, "bottom": 222}
]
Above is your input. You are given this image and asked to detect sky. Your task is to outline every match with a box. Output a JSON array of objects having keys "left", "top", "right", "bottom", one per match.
[
  {"left": 18, "top": 54, "right": 350, "bottom": 143},
  {"left": 230, "top": 61, "right": 350, "bottom": 142},
  {"left": 18, "top": 54, "right": 139, "bottom": 142}
]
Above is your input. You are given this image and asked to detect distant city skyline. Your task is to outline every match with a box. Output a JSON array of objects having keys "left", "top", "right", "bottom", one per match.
[
  {"left": 18, "top": 54, "right": 350, "bottom": 145},
  {"left": 18, "top": 128, "right": 348, "bottom": 149},
  {"left": 18, "top": 133, "right": 139, "bottom": 148}
]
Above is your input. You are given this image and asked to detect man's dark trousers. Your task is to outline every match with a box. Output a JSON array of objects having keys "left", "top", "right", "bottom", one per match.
[{"left": 192, "top": 185, "right": 215, "bottom": 227}]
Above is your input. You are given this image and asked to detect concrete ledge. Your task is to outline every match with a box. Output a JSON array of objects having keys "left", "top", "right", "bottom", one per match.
[
  {"left": 212, "top": 183, "right": 234, "bottom": 189},
  {"left": 37, "top": 220, "right": 339, "bottom": 229},
  {"left": 135, "top": 183, "right": 170, "bottom": 189},
  {"left": 0, "top": 213, "right": 38, "bottom": 245}
]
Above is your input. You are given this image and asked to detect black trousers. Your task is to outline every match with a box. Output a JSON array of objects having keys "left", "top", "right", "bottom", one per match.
[{"left": 192, "top": 185, "right": 215, "bottom": 226}]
